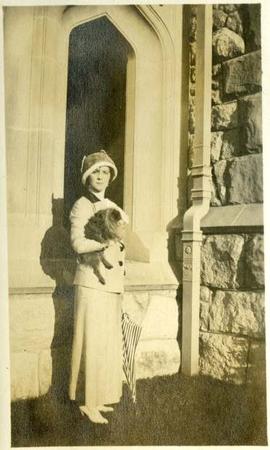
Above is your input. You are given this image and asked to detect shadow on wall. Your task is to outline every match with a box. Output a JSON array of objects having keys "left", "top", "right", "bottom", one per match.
[
  {"left": 40, "top": 196, "right": 76, "bottom": 400},
  {"left": 167, "top": 216, "right": 183, "bottom": 371}
]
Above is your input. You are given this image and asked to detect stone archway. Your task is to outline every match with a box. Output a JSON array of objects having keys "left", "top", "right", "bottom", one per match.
[{"left": 55, "top": 5, "right": 183, "bottom": 269}]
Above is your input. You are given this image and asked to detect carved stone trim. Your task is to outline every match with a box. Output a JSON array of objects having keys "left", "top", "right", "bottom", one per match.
[{"left": 181, "top": 5, "right": 212, "bottom": 376}]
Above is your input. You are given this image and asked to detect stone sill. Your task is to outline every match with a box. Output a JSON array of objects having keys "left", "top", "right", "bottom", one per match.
[
  {"left": 9, "top": 284, "right": 179, "bottom": 296},
  {"left": 201, "top": 203, "right": 263, "bottom": 234},
  {"left": 9, "top": 260, "right": 179, "bottom": 296}
]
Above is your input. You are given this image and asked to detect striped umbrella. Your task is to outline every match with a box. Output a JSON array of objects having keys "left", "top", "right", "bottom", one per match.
[{"left": 121, "top": 311, "right": 142, "bottom": 403}]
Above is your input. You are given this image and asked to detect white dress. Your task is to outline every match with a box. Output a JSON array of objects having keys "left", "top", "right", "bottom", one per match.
[{"left": 68, "top": 194, "right": 125, "bottom": 409}]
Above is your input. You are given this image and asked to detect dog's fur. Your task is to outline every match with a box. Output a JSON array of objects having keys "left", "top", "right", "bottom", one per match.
[{"left": 79, "top": 208, "right": 125, "bottom": 285}]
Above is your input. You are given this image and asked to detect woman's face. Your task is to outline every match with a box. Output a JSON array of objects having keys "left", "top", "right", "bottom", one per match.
[{"left": 87, "top": 166, "right": 111, "bottom": 193}]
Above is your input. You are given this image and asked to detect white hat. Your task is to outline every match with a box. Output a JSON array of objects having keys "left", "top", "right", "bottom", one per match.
[{"left": 81, "top": 150, "right": 118, "bottom": 185}]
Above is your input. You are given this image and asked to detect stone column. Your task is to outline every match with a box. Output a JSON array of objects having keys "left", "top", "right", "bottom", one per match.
[{"left": 5, "top": 7, "right": 67, "bottom": 289}]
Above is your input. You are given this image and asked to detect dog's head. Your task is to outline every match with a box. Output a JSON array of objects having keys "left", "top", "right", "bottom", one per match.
[{"left": 85, "top": 208, "right": 126, "bottom": 242}]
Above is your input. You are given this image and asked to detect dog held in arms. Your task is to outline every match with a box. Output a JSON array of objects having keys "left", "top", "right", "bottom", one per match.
[{"left": 79, "top": 208, "right": 125, "bottom": 284}]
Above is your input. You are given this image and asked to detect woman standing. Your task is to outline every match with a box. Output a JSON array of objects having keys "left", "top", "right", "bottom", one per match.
[{"left": 68, "top": 150, "right": 128, "bottom": 424}]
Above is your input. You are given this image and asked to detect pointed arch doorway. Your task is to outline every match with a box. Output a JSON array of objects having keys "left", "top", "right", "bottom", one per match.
[
  {"left": 60, "top": 5, "right": 182, "bottom": 268},
  {"left": 59, "top": 4, "right": 183, "bottom": 379},
  {"left": 64, "top": 17, "right": 133, "bottom": 216}
]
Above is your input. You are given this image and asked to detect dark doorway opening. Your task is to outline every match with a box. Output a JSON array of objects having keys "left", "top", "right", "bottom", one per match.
[{"left": 64, "top": 17, "right": 130, "bottom": 224}]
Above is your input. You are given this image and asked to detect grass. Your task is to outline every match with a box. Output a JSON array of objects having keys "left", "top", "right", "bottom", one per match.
[{"left": 11, "top": 373, "right": 267, "bottom": 446}]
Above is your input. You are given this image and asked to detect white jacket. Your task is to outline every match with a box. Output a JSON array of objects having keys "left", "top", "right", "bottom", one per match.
[{"left": 70, "top": 196, "right": 126, "bottom": 293}]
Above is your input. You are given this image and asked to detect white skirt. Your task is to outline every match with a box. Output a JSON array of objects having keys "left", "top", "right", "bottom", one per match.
[{"left": 69, "top": 285, "right": 123, "bottom": 409}]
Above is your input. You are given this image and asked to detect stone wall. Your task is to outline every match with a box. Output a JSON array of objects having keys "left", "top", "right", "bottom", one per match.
[
  {"left": 188, "top": 4, "right": 262, "bottom": 206},
  {"left": 188, "top": 4, "right": 265, "bottom": 385},
  {"left": 211, "top": 4, "right": 262, "bottom": 206},
  {"left": 10, "top": 288, "right": 180, "bottom": 401},
  {"left": 199, "top": 233, "right": 265, "bottom": 384}
]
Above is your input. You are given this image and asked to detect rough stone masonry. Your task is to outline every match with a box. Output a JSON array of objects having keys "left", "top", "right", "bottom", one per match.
[{"left": 188, "top": 4, "right": 265, "bottom": 385}]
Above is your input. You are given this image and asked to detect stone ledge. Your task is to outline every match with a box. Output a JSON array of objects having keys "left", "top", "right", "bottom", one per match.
[
  {"left": 9, "top": 260, "right": 178, "bottom": 295},
  {"left": 10, "top": 282, "right": 179, "bottom": 296},
  {"left": 201, "top": 204, "right": 263, "bottom": 233}
]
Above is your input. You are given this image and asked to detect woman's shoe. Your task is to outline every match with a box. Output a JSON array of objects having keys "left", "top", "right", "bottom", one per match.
[
  {"left": 97, "top": 405, "right": 114, "bottom": 412},
  {"left": 79, "top": 405, "right": 108, "bottom": 424}
]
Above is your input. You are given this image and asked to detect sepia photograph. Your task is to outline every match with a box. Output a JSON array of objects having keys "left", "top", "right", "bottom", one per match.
[{"left": 0, "top": 0, "right": 268, "bottom": 447}]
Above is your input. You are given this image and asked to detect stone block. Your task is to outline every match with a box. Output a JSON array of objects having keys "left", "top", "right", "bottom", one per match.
[
  {"left": 211, "top": 101, "right": 238, "bottom": 131},
  {"left": 149, "top": 289, "right": 177, "bottom": 298},
  {"left": 247, "top": 341, "right": 266, "bottom": 386},
  {"left": 238, "top": 93, "right": 262, "bottom": 153},
  {"left": 228, "top": 154, "right": 263, "bottom": 204},
  {"left": 136, "top": 339, "right": 180, "bottom": 379},
  {"left": 211, "top": 131, "right": 223, "bottom": 162},
  {"left": 122, "top": 292, "right": 150, "bottom": 326},
  {"left": 212, "top": 63, "right": 222, "bottom": 78},
  {"left": 226, "top": 11, "right": 243, "bottom": 35},
  {"left": 209, "top": 290, "right": 265, "bottom": 338},
  {"left": 212, "top": 28, "right": 245, "bottom": 61},
  {"left": 140, "top": 294, "right": 179, "bottom": 341},
  {"left": 244, "top": 235, "right": 264, "bottom": 288},
  {"left": 200, "top": 304, "right": 209, "bottom": 332},
  {"left": 213, "top": 160, "right": 227, "bottom": 204},
  {"left": 213, "top": 9, "right": 228, "bottom": 30},
  {"left": 212, "top": 89, "right": 222, "bottom": 105},
  {"left": 11, "top": 352, "right": 39, "bottom": 400},
  {"left": 223, "top": 51, "right": 261, "bottom": 96},
  {"left": 220, "top": 128, "right": 239, "bottom": 159},
  {"left": 242, "top": 4, "right": 261, "bottom": 51},
  {"left": 200, "top": 287, "right": 212, "bottom": 332},
  {"left": 200, "top": 332, "right": 249, "bottom": 384},
  {"left": 210, "top": 179, "right": 222, "bottom": 206},
  {"left": 10, "top": 293, "right": 74, "bottom": 352},
  {"left": 201, "top": 235, "right": 245, "bottom": 289},
  {"left": 10, "top": 294, "right": 55, "bottom": 352},
  {"left": 200, "top": 286, "right": 212, "bottom": 303}
]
